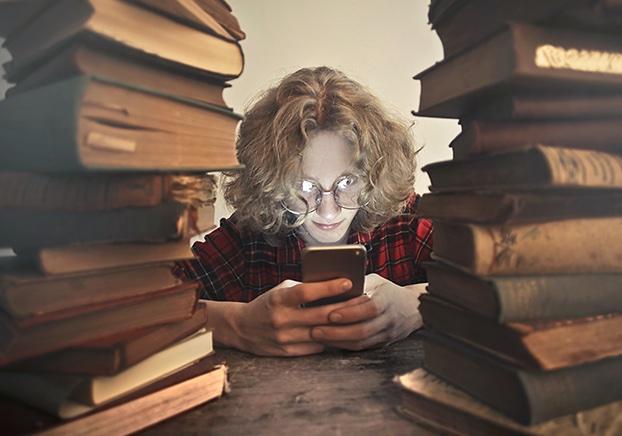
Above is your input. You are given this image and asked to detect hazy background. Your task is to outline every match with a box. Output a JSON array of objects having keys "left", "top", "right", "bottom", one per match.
[{"left": 0, "top": 0, "right": 459, "bottom": 222}]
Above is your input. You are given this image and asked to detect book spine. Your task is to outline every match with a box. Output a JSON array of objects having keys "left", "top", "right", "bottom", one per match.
[
  {"left": 495, "top": 274, "right": 622, "bottom": 322},
  {"left": 0, "top": 77, "right": 88, "bottom": 171},
  {"left": 542, "top": 146, "right": 622, "bottom": 187},
  {"left": 469, "top": 217, "right": 622, "bottom": 275}
]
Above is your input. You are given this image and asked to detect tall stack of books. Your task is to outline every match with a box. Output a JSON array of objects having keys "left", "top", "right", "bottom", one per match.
[
  {"left": 0, "top": 0, "right": 245, "bottom": 433},
  {"left": 396, "top": 1, "right": 622, "bottom": 434}
]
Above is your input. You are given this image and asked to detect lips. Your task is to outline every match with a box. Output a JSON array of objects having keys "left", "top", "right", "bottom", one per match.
[{"left": 313, "top": 220, "right": 343, "bottom": 231}]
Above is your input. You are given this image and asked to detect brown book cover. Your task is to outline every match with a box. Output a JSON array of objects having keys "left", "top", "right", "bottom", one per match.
[
  {"left": 0, "top": 357, "right": 227, "bottom": 435},
  {"left": 415, "top": 22, "right": 622, "bottom": 118},
  {"left": 0, "top": 172, "right": 217, "bottom": 212},
  {"left": 14, "top": 301, "right": 209, "bottom": 375},
  {"left": 432, "top": 217, "right": 622, "bottom": 275},
  {"left": 0, "top": 262, "right": 181, "bottom": 326},
  {"left": 471, "top": 91, "right": 622, "bottom": 121},
  {"left": 451, "top": 119, "right": 622, "bottom": 159},
  {"left": 424, "top": 261, "right": 622, "bottom": 323},
  {"left": 0, "top": 75, "right": 242, "bottom": 172},
  {"left": 395, "top": 368, "right": 622, "bottom": 436},
  {"left": 417, "top": 190, "right": 622, "bottom": 224},
  {"left": 0, "top": 0, "right": 51, "bottom": 38},
  {"left": 423, "top": 145, "right": 622, "bottom": 192},
  {"left": 421, "top": 330, "right": 622, "bottom": 425},
  {"left": 196, "top": 0, "right": 246, "bottom": 40},
  {"left": 5, "top": 42, "right": 229, "bottom": 107},
  {"left": 3, "top": 0, "right": 244, "bottom": 79},
  {"left": 419, "top": 294, "right": 622, "bottom": 370},
  {"left": 0, "top": 281, "right": 198, "bottom": 366},
  {"left": 15, "top": 239, "right": 196, "bottom": 276}
]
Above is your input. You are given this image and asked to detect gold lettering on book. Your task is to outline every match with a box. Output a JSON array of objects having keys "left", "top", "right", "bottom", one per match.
[
  {"left": 534, "top": 44, "right": 622, "bottom": 74},
  {"left": 541, "top": 146, "right": 622, "bottom": 187}
]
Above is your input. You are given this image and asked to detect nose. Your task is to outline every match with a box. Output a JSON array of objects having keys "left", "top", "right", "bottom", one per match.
[{"left": 315, "top": 191, "right": 341, "bottom": 220}]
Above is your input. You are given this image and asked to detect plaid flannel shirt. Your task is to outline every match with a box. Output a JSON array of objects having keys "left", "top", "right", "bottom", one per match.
[{"left": 175, "top": 194, "right": 433, "bottom": 302}]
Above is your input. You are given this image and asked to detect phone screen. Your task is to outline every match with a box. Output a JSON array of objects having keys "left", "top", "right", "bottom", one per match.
[{"left": 301, "top": 244, "right": 366, "bottom": 307}]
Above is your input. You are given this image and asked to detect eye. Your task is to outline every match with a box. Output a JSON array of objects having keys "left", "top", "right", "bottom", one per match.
[
  {"left": 301, "top": 180, "right": 315, "bottom": 193},
  {"left": 335, "top": 175, "right": 356, "bottom": 191}
]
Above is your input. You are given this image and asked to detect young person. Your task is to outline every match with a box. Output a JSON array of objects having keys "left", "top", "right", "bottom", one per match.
[{"left": 177, "top": 67, "right": 433, "bottom": 356}]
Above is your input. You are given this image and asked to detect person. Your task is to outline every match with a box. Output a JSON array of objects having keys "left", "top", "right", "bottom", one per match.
[{"left": 176, "top": 66, "right": 433, "bottom": 356}]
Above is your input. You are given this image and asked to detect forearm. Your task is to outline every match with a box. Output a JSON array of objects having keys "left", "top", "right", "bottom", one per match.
[{"left": 203, "top": 300, "right": 246, "bottom": 350}]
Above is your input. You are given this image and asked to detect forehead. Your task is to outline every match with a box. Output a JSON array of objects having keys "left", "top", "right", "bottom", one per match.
[{"left": 301, "top": 131, "right": 355, "bottom": 183}]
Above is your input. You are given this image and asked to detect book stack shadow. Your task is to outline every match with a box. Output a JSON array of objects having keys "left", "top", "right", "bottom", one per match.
[
  {"left": 0, "top": 0, "right": 245, "bottom": 434},
  {"left": 396, "top": 1, "right": 622, "bottom": 435}
]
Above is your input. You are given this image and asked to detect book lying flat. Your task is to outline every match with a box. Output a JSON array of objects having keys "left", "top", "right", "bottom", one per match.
[
  {"left": 421, "top": 330, "right": 622, "bottom": 425},
  {"left": 15, "top": 239, "right": 195, "bottom": 276},
  {"left": 0, "top": 328, "right": 213, "bottom": 418},
  {"left": 0, "top": 358, "right": 227, "bottom": 436},
  {"left": 14, "top": 301, "right": 209, "bottom": 376},
  {"left": 417, "top": 190, "right": 622, "bottom": 224},
  {"left": 416, "top": 22, "right": 622, "bottom": 117},
  {"left": 3, "top": 0, "right": 244, "bottom": 78},
  {"left": 0, "top": 261, "right": 181, "bottom": 326},
  {"left": 0, "top": 75, "right": 242, "bottom": 172},
  {"left": 450, "top": 119, "right": 622, "bottom": 159},
  {"left": 423, "top": 145, "right": 622, "bottom": 192},
  {"left": 0, "top": 282, "right": 198, "bottom": 366},
  {"left": 424, "top": 261, "right": 622, "bottom": 322},
  {"left": 395, "top": 368, "right": 622, "bottom": 436},
  {"left": 420, "top": 294, "right": 622, "bottom": 370},
  {"left": 432, "top": 217, "right": 622, "bottom": 275},
  {"left": 5, "top": 42, "right": 230, "bottom": 107},
  {"left": 0, "top": 172, "right": 217, "bottom": 212}
]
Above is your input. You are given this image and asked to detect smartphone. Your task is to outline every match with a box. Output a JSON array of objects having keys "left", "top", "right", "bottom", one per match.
[{"left": 301, "top": 244, "right": 367, "bottom": 307}]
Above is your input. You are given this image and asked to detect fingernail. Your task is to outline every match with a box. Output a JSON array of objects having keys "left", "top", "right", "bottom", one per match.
[
  {"left": 341, "top": 280, "right": 352, "bottom": 290},
  {"left": 329, "top": 312, "right": 342, "bottom": 322}
]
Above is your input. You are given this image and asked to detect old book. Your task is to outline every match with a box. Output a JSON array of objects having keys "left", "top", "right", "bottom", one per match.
[
  {"left": 5, "top": 42, "right": 229, "bottom": 106},
  {"left": 195, "top": 0, "right": 246, "bottom": 40},
  {"left": 0, "top": 172, "right": 217, "bottom": 212},
  {"left": 129, "top": 0, "right": 237, "bottom": 41},
  {"left": 423, "top": 145, "right": 622, "bottom": 192},
  {"left": 417, "top": 190, "right": 622, "bottom": 224},
  {"left": 419, "top": 294, "right": 622, "bottom": 370},
  {"left": 424, "top": 261, "right": 622, "bottom": 322},
  {"left": 0, "top": 262, "right": 181, "bottom": 327},
  {"left": 0, "top": 359, "right": 227, "bottom": 436},
  {"left": 0, "top": 281, "right": 198, "bottom": 366},
  {"left": 432, "top": 217, "right": 622, "bottom": 276},
  {"left": 0, "top": 328, "right": 213, "bottom": 418},
  {"left": 0, "top": 202, "right": 187, "bottom": 248},
  {"left": 0, "top": 0, "right": 51, "bottom": 38},
  {"left": 13, "top": 301, "right": 209, "bottom": 376},
  {"left": 427, "top": 0, "right": 621, "bottom": 59},
  {"left": 395, "top": 368, "right": 622, "bottom": 436},
  {"left": 421, "top": 330, "right": 622, "bottom": 425},
  {"left": 0, "top": 76, "right": 242, "bottom": 172},
  {"left": 471, "top": 92, "right": 622, "bottom": 121},
  {"left": 450, "top": 119, "right": 622, "bottom": 159},
  {"left": 2, "top": 0, "right": 244, "bottom": 79},
  {"left": 416, "top": 23, "right": 622, "bottom": 118},
  {"left": 15, "top": 239, "right": 196, "bottom": 276}
]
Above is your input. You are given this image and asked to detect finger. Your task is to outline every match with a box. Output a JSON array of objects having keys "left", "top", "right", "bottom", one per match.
[
  {"left": 284, "top": 297, "right": 366, "bottom": 326},
  {"left": 327, "top": 298, "right": 385, "bottom": 324},
  {"left": 271, "top": 326, "right": 315, "bottom": 344},
  {"left": 310, "top": 314, "right": 386, "bottom": 343},
  {"left": 278, "top": 342, "right": 325, "bottom": 357},
  {"left": 320, "top": 329, "right": 390, "bottom": 351},
  {"left": 276, "top": 278, "right": 352, "bottom": 307}
]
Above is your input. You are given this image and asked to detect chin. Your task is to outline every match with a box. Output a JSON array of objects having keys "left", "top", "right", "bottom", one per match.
[{"left": 305, "top": 225, "right": 348, "bottom": 245}]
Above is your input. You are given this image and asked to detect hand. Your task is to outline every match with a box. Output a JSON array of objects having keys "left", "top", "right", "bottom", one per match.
[
  {"left": 230, "top": 278, "right": 358, "bottom": 356},
  {"left": 310, "top": 273, "right": 426, "bottom": 351}
]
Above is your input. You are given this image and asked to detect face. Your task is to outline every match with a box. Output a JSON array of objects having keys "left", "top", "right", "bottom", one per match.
[{"left": 297, "top": 130, "right": 360, "bottom": 245}]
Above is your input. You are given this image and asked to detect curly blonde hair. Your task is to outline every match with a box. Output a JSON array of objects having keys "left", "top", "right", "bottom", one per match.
[{"left": 223, "top": 66, "right": 418, "bottom": 236}]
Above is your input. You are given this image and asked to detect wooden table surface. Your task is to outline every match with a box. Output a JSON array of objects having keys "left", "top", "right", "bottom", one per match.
[{"left": 142, "top": 334, "right": 434, "bottom": 435}]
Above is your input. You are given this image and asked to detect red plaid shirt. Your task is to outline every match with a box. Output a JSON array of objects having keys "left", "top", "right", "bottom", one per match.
[{"left": 175, "top": 194, "right": 433, "bottom": 302}]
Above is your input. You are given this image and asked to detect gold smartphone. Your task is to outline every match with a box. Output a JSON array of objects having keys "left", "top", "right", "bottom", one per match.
[{"left": 301, "top": 244, "right": 367, "bottom": 307}]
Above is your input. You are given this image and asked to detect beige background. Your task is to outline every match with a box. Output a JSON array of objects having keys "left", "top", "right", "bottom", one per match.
[{"left": 0, "top": 0, "right": 459, "bottom": 222}]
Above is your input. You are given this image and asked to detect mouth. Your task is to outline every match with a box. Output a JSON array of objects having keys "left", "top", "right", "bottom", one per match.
[{"left": 312, "top": 220, "right": 344, "bottom": 231}]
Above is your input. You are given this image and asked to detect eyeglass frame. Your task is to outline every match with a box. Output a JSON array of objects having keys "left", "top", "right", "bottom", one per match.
[{"left": 281, "top": 174, "right": 367, "bottom": 216}]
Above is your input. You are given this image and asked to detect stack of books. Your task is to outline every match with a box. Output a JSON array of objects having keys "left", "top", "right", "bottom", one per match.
[
  {"left": 0, "top": 0, "right": 246, "bottom": 433},
  {"left": 397, "top": 1, "right": 622, "bottom": 434}
]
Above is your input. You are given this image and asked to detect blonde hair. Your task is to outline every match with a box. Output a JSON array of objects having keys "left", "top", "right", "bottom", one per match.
[{"left": 223, "top": 66, "right": 418, "bottom": 236}]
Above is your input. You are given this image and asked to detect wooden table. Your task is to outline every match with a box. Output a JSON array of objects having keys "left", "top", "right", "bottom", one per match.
[{"left": 143, "top": 334, "right": 434, "bottom": 435}]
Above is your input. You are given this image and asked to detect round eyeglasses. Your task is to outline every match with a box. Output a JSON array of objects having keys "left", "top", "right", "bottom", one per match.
[{"left": 282, "top": 174, "right": 365, "bottom": 215}]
